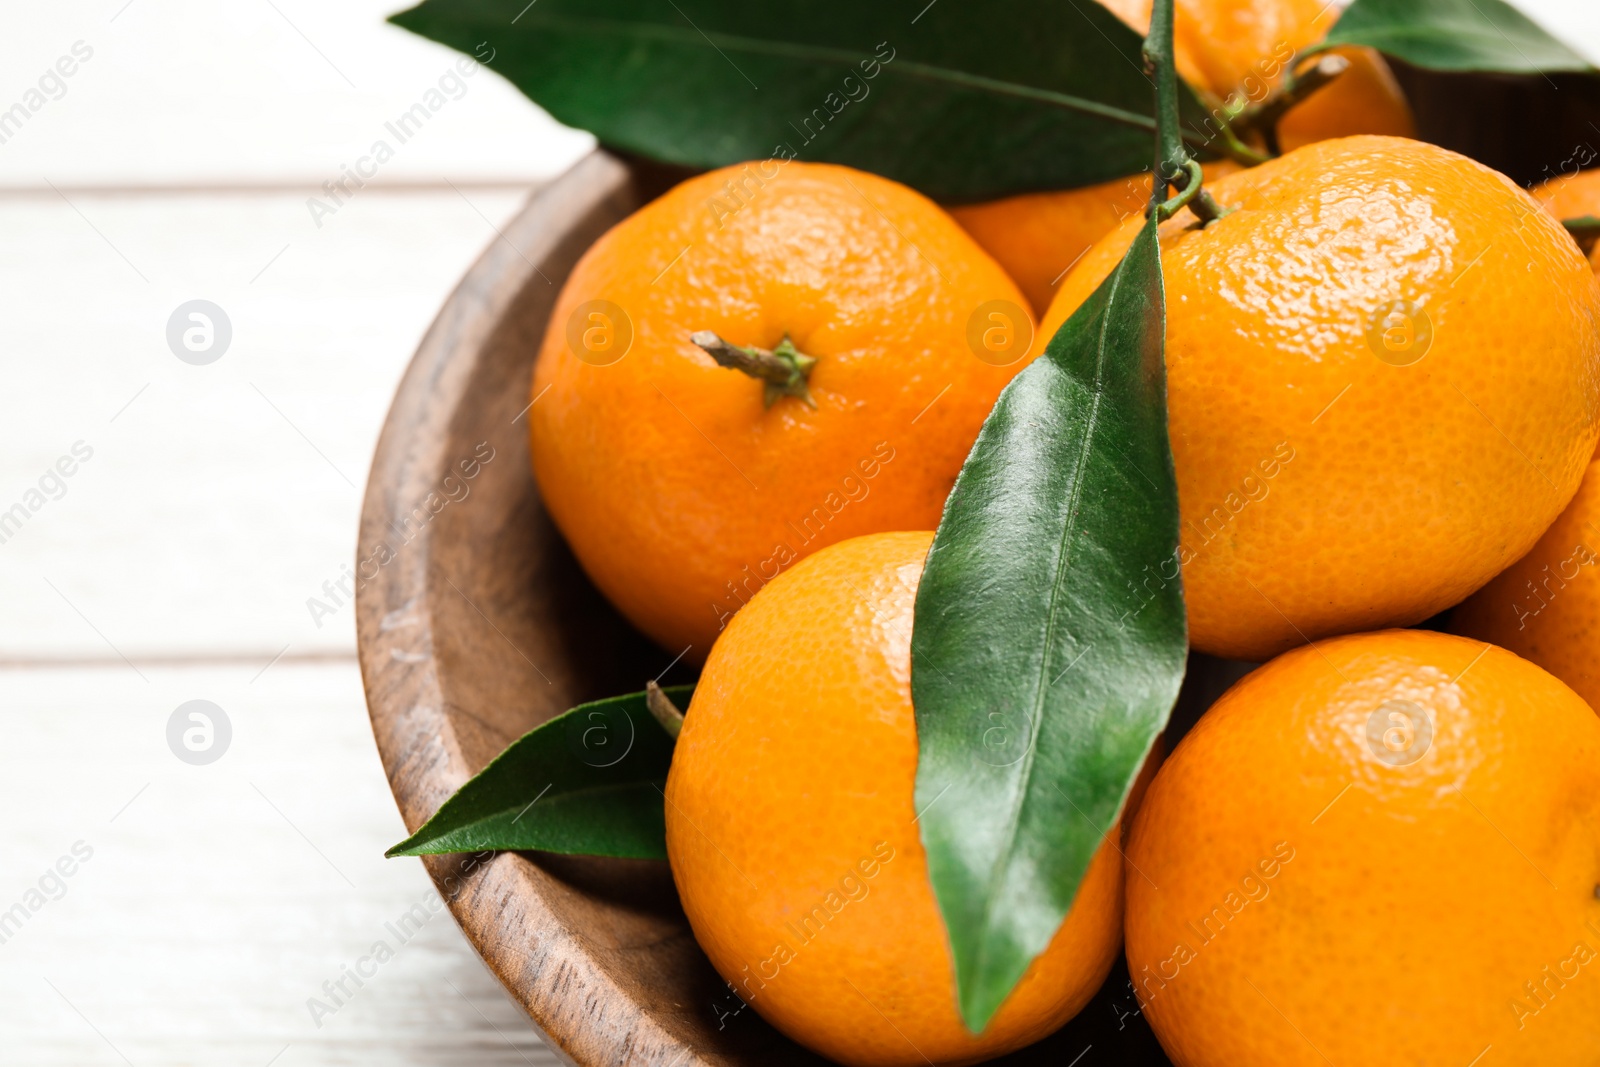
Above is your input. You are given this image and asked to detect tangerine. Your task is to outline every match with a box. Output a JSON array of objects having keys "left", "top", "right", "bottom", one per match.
[
  {"left": 1040, "top": 135, "right": 1600, "bottom": 661},
  {"left": 529, "top": 163, "right": 1033, "bottom": 661},
  {"left": 1125, "top": 629, "right": 1600, "bottom": 1065},
  {"left": 664, "top": 532, "right": 1132, "bottom": 1066}
]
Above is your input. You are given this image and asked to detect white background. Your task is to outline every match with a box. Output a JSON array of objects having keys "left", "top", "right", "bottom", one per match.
[
  {"left": 0, "top": 1, "right": 1595, "bottom": 1065},
  {"left": 0, "top": 1, "right": 588, "bottom": 1063}
]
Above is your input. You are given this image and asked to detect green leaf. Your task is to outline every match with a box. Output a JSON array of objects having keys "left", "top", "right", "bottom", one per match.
[
  {"left": 1320, "top": 0, "right": 1593, "bottom": 73},
  {"left": 386, "top": 686, "right": 693, "bottom": 860},
  {"left": 911, "top": 216, "right": 1186, "bottom": 1032},
  {"left": 388, "top": 0, "right": 1225, "bottom": 201}
]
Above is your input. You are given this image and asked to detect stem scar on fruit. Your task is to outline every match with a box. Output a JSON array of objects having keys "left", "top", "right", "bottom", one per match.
[{"left": 692, "top": 330, "right": 818, "bottom": 408}]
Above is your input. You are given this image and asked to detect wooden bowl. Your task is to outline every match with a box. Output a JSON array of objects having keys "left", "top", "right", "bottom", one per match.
[{"left": 358, "top": 79, "right": 1597, "bottom": 1063}]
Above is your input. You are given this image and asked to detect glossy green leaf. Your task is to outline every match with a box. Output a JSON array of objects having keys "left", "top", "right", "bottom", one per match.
[
  {"left": 386, "top": 686, "right": 693, "bottom": 860},
  {"left": 911, "top": 216, "right": 1186, "bottom": 1032},
  {"left": 388, "top": 0, "right": 1226, "bottom": 201},
  {"left": 1320, "top": 0, "right": 1592, "bottom": 73}
]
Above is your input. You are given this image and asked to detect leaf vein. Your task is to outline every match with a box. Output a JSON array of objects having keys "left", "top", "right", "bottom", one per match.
[
  {"left": 481, "top": 12, "right": 1175, "bottom": 134},
  {"left": 968, "top": 231, "right": 1133, "bottom": 980}
]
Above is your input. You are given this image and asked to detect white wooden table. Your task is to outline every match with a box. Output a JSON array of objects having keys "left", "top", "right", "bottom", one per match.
[
  {"left": 0, "top": 2, "right": 590, "bottom": 1063},
  {"left": 4, "top": 1, "right": 1598, "bottom": 1065}
]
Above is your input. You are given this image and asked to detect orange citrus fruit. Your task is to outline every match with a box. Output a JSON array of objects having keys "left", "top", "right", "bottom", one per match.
[
  {"left": 1039, "top": 135, "right": 1600, "bottom": 661},
  {"left": 1532, "top": 168, "right": 1600, "bottom": 273},
  {"left": 664, "top": 532, "right": 1130, "bottom": 1066},
  {"left": 529, "top": 162, "right": 1033, "bottom": 662},
  {"left": 1452, "top": 458, "right": 1600, "bottom": 709},
  {"left": 951, "top": 0, "right": 1414, "bottom": 315},
  {"left": 1125, "top": 629, "right": 1600, "bottom": 1065}
]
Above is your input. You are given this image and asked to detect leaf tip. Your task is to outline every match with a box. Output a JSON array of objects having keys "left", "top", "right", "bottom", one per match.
[
  {"left": 386, "top": 831, "right": 436, "bottom": 858},
  {"left": 956, "top": 974, "right": 1008, "bottom": 1037},
  {"left": 385, "top": 3, "right": 425, "bottom": 31}
]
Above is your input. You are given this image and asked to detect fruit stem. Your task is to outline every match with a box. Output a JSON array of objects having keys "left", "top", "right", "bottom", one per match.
[
  {"left": 1563, "top": 215, "right": 1600, "bottom": 255},
  {"left": 691, "top": 331, "right": 818, "bottom": 409},
  {"left": 1143, "top": 0, "right": 1186, "bottom": 213},
  {"left": 1231, "top": 53, "right": 1351, "bottom": 155},
  {"left": 1144, "top": 1, "right": 1232, "bottom": 226},
  {"left": 644, "top": 680, "right": 684, "bottom": 739},
  {"left": 1154, "top": 159, "right": 1232, "bottom": 224}
]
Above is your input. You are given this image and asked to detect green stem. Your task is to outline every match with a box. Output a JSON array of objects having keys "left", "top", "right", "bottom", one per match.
[
  {"left": 1232, "top": 53, "right": 1351, "bottom": 156},
  {"left": 1143, "top": 0, "right": 1231, "bottom": 225},
  {"left": 1143, "top": 0, "right": 1185, "bottom": 211},
  {"left": 1213, "top": 123, "right": 1273, "bottom": 168},
  {"left": 692, "top": 331, "right": 817, "bottom": 409},
  {"left": 1190, "top": 186, "right": 1232, "bottom": 225},
  {"left": 1154, "top": 159, "right": 1203, "bottom": 221}
]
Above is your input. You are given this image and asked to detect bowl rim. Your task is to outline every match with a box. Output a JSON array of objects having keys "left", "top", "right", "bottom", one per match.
[{"left": 355, "top": 148, "right": 707, "bottom": 1067}]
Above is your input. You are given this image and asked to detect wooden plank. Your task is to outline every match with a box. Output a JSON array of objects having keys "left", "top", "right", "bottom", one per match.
[
  {"left": 0, "top": 662, "right": 559, "bottom": 1065},
  {"left": 0, "top": 1, "right": 591, "bottom": 188},
  {"left": 0, "top": 190, "right": 531, "bottom": 660}
]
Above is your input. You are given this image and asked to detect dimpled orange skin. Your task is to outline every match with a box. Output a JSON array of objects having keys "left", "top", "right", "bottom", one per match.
[
  {"left": 951, "top": 0, "right": 1412, "bottom": 317},
  {"left": 1533, "top": 169, "right": 1600, "bottom": 273},
  {"left": 1125, "top": 630, "right": 1600, "bottom": 1066},
  {"left": 664, "top": 532, "right": 1129, "bottom": 1067},
  {"left": 529, "top": 163, "right": 1033, "bottom": 663},
  {"left": 1452, "top": 460, "right": 1600, "bottom": 709},
  {"left": 1040, "top": 136, "right": 1600, "bottom": 661}
]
